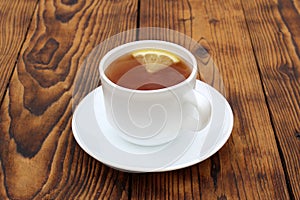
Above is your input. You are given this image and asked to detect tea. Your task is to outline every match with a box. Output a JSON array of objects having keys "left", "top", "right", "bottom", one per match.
[{"left": 104, "top": 49, "right": 192, "bottom": 90}]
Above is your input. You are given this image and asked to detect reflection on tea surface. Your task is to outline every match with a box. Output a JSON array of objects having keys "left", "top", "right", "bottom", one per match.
[{"left": 105, "top": 49, "right": 192, "bottom": 90}]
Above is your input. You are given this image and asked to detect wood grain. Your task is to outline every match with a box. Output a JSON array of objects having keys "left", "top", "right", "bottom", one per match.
[
  {"left": 133, "top": 0, "right": 290, "bottom": 199},
  {"left": 0, "top": 0, "right": 298, "bottom": 199},
  {"left": 0, "top": 0, "right": 38, "bottom": 105},
  {"left": 0, "top": 0, "right": 138, "bottom": 199},
  {"left": 241, "top": 0, "right": 300, "bottom": 198}
]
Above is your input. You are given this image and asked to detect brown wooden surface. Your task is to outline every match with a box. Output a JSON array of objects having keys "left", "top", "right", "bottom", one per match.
[
  {"left": 0, "top": 0, "right": 38, "bottom": 104},
  {"left": 0, "top": 0, "right": 299, "bottom": 199},
  {"left": 241, "top": 0, "right": 300, "bottom": 197}
]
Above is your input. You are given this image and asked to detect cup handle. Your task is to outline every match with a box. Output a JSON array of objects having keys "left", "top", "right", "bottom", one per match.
[{"left": 182, "top": 89, "right": 212, "bottom": 131}]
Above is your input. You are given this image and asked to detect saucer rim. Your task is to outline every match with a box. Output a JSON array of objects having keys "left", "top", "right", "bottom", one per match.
[
  {"left": 72, "top": 80, "right": 233, "bottom": 172},
  {"left": 161, "top": 97, "right": 233, "bottom": 172}
]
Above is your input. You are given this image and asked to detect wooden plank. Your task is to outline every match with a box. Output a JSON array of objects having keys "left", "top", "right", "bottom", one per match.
[
  {"left": 0, "top": 0, "right": 38, "bottom": 104},
  {"left": 0, "top": 0, "right": 138, "bottom": 199},
  {"left": 133, "top": 0, "right": 290, "bottom": 199},
  {"left": 241, "top": 0, "right": 300, "bottom": 198}
]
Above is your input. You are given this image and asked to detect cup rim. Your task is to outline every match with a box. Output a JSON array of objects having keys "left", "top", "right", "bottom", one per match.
[{"left": 99, "top": 40, "right": 198, "bottom": 93}]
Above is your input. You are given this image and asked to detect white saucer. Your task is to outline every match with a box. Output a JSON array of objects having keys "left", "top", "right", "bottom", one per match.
[{"left": 72, "top": 80, "right": 233, "bottom": 172}]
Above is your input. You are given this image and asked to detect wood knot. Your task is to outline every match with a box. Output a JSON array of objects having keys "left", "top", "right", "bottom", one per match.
[
  {"left": 62, "top": 0, "right": 78, "bottom": 5},
  {"left": 194, "top": 46, "right": 210, "bottom": 59},
  {"left": 279, "top": 64, "right": 296, "bottom": 79},
  {"left": 27, "top": 38, "right": 59, "bottom": 66},
  {"left": 217, "top": 194, "right": 227, "bottom": 200},
  {"left": 295, "top": 132, "right": 300, "bottom": 140},
  {"left": 257, "top": 172, "right": 266, "bottom": 180},
  {"left": 54, "top": 0, "right": 84, "bottom": 22},
  {"left": 193, "top": 38, "right": 211, "bottom": 64},
  {"left": 209, "top": 18, "right": 220, "bottom": 25},
  {"left": 178, "top": 16, "right": 195, "bottom": 22}
]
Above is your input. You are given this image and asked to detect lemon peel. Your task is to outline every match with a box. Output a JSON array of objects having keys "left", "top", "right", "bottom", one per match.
[{"left": 132, "top": 49, "right": 180, "bottom": 73}]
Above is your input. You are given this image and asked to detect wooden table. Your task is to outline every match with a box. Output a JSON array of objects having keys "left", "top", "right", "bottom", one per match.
[{"left": 0, "top": 0, "right": 299, "bottom": 199}]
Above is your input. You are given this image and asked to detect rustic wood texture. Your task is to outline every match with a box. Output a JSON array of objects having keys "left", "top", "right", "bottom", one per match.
[
  {"left": 0, "top": 0, "right": 38, "bottom": 104},
  {"left": 240, "top": 0, "right": 300, "bottom": 198},
  {"left": 0, "top": 0, "right": 299, "bottom": 199},
  {"left": 0, "top": 0, "right": 137, "bottom": 199},
  {"left": 133, "top": 0, "right": 291, "bottom": 199}
]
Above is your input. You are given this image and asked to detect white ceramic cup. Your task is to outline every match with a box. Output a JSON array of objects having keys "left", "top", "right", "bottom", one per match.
[{"left": 99, "top": 40, "right": 212, "bottom": 146}]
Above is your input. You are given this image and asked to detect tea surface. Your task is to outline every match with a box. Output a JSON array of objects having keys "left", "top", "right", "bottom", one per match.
[{"left": 105, "top": 51, "right": 192, "bottom": 90}]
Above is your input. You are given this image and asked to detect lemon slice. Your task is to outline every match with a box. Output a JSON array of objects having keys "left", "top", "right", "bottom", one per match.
[{"left": 132, "top": 49, "right": 180, "bottom": 73}]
